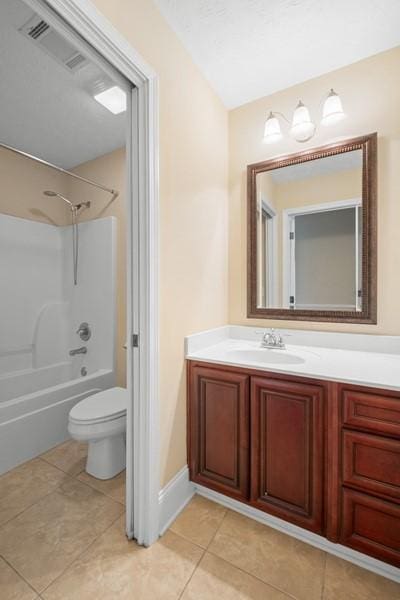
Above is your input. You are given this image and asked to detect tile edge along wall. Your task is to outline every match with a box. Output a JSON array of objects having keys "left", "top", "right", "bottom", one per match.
[
  {"left": 228, "top": 45, "right": 400, "bottom": 335},
  {"left": 157, "top": 465, "right": 400, "bottom": 584}
]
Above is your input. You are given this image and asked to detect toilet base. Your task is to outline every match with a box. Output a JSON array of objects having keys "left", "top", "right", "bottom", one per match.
[{"left": 86, "top": 434, "right": 126, "bottom": 480}]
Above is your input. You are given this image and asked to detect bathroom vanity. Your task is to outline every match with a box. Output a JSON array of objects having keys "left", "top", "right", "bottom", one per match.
[{"left": 186, "top": 327, "right": 400, "bottom": 568}]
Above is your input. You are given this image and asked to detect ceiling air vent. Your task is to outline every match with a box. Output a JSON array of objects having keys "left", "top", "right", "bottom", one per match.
[
  {"left": 26, "top": 19, "right": 50, "bottom": 40},
  {"left": 18, "top": 14, "right": 89, "bottom": 74}
]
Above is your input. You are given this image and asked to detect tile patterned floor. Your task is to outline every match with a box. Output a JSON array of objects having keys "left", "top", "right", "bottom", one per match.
[{"left": 0, "top": 441, "right": 399, "bottom": 599}]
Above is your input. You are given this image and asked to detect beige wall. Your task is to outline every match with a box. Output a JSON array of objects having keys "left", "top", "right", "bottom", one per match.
[
  {"left": 229, "top": 45, "right": 400, "bottom": 334},
  {"left": 0, "top": 147, "right": 69, "bottom": 225},
  {"left": 70, "top": 149, "right": 127, "bottom": 389},
  {"left": 91, "top": 0, "right": 229, "bottom": 485}
]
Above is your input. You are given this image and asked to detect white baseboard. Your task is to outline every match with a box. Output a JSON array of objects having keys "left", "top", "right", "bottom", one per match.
[
  {"left": 158, "top": 466, "right": 195, "bottom": 535},
  {"left": 195, "top": 484, "right": 400, "bottom": 584}
]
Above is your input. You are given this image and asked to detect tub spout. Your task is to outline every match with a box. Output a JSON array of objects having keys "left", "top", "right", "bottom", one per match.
[{"left": 69, "top": 346, "right": 87, "bottom": 356}]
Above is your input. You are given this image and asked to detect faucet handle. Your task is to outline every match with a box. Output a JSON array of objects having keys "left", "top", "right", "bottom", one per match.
[{"left": 76, "top": 322, "right": 91, "bottom": 341}]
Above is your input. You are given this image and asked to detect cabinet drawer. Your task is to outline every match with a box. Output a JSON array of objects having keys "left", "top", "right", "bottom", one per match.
[
  {"left": 342, "top": 431, "right": 400, "bottom": 500},
  {"left": 341, "top": 488, "right": 400, "bottom": 567},
  {"left": 341, "top": 387, "right": 400, "bottom": 437}
]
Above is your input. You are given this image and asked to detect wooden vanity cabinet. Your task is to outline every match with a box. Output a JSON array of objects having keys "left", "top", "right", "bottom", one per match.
[
  {"left": 187, "top": 362, "right": 400, "bottom": 568},
  {"left": 188, "top": 361, "right": 326, "bottom": 533},
  {"left": 250, "top": 376, "right": 325, "bottom": 533}
]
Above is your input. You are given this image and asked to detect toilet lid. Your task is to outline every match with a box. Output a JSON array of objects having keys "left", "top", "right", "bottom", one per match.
[{"left": 69, "top": 387, "right": 128, "bottom": 424}]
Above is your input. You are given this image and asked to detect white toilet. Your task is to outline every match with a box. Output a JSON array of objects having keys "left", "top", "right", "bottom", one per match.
[{"left": 68, "top": 387, "right": 128, "bottom": 480}]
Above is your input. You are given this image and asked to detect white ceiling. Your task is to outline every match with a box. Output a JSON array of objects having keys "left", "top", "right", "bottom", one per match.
[
  {"left": 154, "top": 0, "right": 400, "bottom": 108},
  {"left": 0, "top": 0, "right": 127, "bottom": 169}
]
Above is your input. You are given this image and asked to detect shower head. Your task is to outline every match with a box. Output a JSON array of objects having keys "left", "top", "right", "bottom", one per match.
[{"left": 43, "top": 190, "right": 74, "bottom": 208}]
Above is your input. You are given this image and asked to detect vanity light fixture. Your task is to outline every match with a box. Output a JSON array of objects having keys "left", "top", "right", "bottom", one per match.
[
  {"left": 263, "top": 112, "right": 283, "bottom": 143},
  {"left": 263, "top": 89, "right": 345, "bottom": 144},
  {"left": 94, "top": 85, "right": 127, "bottom": 115},
  {"left": 321, "top": 88, "right": 346, "bottom": 126}
]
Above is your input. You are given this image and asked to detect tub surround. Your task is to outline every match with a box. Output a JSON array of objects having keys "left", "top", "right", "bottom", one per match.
[
  {"left": 186, "top": 325, "right": 400, "bottom": 392},
  {"left": 186, "top": 325, "right": 400, "bottom": 571}
]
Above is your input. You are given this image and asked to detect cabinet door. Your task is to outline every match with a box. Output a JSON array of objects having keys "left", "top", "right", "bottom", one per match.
[
  {"left": 188, "top": 365, "right": 250, "bottom": 500},
  {"left": 251, "top": 376, "right": 325, "bottom": 533}
]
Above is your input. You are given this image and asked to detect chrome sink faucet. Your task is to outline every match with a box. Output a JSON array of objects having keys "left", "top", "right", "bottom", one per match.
[{"left": 261, "top": 329, "right": 285, "bottom": 349}]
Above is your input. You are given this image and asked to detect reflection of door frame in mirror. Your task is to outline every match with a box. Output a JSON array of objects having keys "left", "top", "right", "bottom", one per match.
[
  {"left": 282, "top": 198, "right": 362, "bottom": 310},
  {"left": 247, "top": 132, "right": 377, "bottom": 323},
  {"left": 257, "top": 197, "right": 277, "bottom": 307}
]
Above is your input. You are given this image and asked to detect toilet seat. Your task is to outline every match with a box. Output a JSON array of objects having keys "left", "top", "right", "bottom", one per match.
[
  {"left": 68, "top": 386, "right": 128, "bottom": 480},
  {"left": 69, "top": 387, "right": 127, "bottom": 425}
]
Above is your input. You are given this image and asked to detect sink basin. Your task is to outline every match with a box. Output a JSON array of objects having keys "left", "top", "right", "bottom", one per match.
[{"left": 226, "top": 348, "right": 306, "bottom": 365}]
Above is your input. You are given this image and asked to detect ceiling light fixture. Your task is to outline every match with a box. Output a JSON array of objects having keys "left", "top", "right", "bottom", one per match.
[
  {"left": 94, "top": 85, "right": 127, "bottom": 115},
  {"left": 263, "top": 89, "right": 345, "bottom": 144}
]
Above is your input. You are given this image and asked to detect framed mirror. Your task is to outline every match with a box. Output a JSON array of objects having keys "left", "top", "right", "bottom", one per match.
[{"left": 247, "top": 133, "right": 377, "bottom": 323}]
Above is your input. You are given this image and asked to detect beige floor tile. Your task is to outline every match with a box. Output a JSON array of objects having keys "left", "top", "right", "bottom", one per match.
[
  {"left": 0, "top": 458, "right": 69, "bottom": 526},
  {"left": 0, "top": 556, "right": 38, "bottom": 600},
  {"left": 42, "top": 521, "right": 203, "bottom": 600},
  {"left": 41, "top": 440, "right": 87, "bottom": 476},
  {"left": 169, "top": 494, "right": 227, "bottom": 548},
  {"left": 209, "top": 510, "right": 325, "bottom": 600},
  {"left": 0, "top": 477, "right": 123, "bottom": 593},
  {"left": 323, "top": 554, "right": 400, "bottom": 600},
  {"left": 77, "top": 469, "right": 125, "bottom": 504},
  {"left": 181, "top": 552, "right": 292, "bottom": 599}
]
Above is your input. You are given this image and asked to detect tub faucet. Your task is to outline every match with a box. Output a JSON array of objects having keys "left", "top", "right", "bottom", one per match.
[
  {"left": 261, "top": 329, "right": 285, "bottom": 349},
  {"left": 69, "top": 346, "right": 87, "bottom": 356}
]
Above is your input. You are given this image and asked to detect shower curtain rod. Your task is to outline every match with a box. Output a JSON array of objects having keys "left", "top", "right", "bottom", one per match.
[{"left": 0, "top": 141, "right": 119, "bottom": 200}]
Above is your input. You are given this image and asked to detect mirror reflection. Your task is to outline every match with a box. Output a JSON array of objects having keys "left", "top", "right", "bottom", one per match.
[{"left": 256, "top": 149, "right": 363, "bottom": 311}]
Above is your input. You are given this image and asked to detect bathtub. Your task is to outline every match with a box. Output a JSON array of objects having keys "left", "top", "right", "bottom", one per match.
[{"left": 0, "top": 367, "right": 115, "bottom": 475}]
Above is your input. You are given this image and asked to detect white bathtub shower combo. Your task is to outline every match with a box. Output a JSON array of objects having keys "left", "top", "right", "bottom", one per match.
[{"left": 0, "top": 213, "right": 119, "bottom": 475}]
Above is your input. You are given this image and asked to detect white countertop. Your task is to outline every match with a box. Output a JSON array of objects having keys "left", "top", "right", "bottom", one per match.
[{"left": 185, "top": 326, "right": 400, "bottom": 392}]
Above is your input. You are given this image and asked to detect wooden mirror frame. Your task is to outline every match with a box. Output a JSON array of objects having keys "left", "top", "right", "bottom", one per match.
[{"left": 247, "top": 133, "right": 377, "bottom": 323}]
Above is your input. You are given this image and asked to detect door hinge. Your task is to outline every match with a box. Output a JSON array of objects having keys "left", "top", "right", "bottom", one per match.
[
  {"left": 289, "top": 295, "right": 295, "bottom": 304},
  {"left": 289, "top": 231, "right": 295, "bottom": 240},
  {"left": 132, "top": 333, "right": 139, "bottom": 348}
]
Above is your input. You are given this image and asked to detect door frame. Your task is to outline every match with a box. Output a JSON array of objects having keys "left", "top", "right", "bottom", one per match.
[
  {"left": 282, "top": 198, "right": 361, "bottom": 310},
  {"left": 26, "top": 0, "right": 160, "bottom": 545}
]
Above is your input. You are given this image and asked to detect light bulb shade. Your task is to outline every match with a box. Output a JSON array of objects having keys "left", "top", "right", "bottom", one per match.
[
  {"left": 290, "top": 101, "right": 315, "bottom": 142},
  {"left": 321, "top": 89, "right": 345, "bottom": 126},
  {"left": 263, "top": 112, "right": 282, "bottom": 143}
]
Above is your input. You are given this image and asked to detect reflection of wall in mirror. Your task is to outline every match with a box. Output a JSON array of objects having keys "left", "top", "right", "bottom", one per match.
[{"left": 256, "top": 166, "right": 362, "bottom": 308}]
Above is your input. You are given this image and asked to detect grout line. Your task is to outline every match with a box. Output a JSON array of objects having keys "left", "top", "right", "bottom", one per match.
[
  {"left": 320, "top": 552, "right": 328, "bottom": 600},
  {"left": 204, "top": 551, "right": 298, "bottom": 600},
  {"left": 0, "top": 553, "right": 39, "bottom": 597},
  {"left": 38, "top": 454, "right": 85, "bottom": 478},
  {"left": 177, "top": 547, "right": 206, "bottom": 599},
  {"left": 204, "top": 506, "right": 229, "bottom": 550},
  {"left": 39, "top": 511, "right": 123, "bottom": 596},
  {"left": 206, "top": 545, "right": 303, "bottom": 600},
  {"left": 168, "top": 529, "right": 210, "bottom": 553},
  {"left": 0, "top": 472, "right": 75, "bottom": 530},
  {"left": 74, "top": 470, "right": 126, "bottom": 506}
]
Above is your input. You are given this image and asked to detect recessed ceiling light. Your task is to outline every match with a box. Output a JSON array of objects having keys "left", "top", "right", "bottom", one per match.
[{"left": 94, "top": 85, "right": 126, "bottom": 115}]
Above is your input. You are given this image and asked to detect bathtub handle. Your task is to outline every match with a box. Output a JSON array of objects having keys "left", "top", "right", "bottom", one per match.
[{"left": 76, "top": 322, "right": 91, "bottom": 341}]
